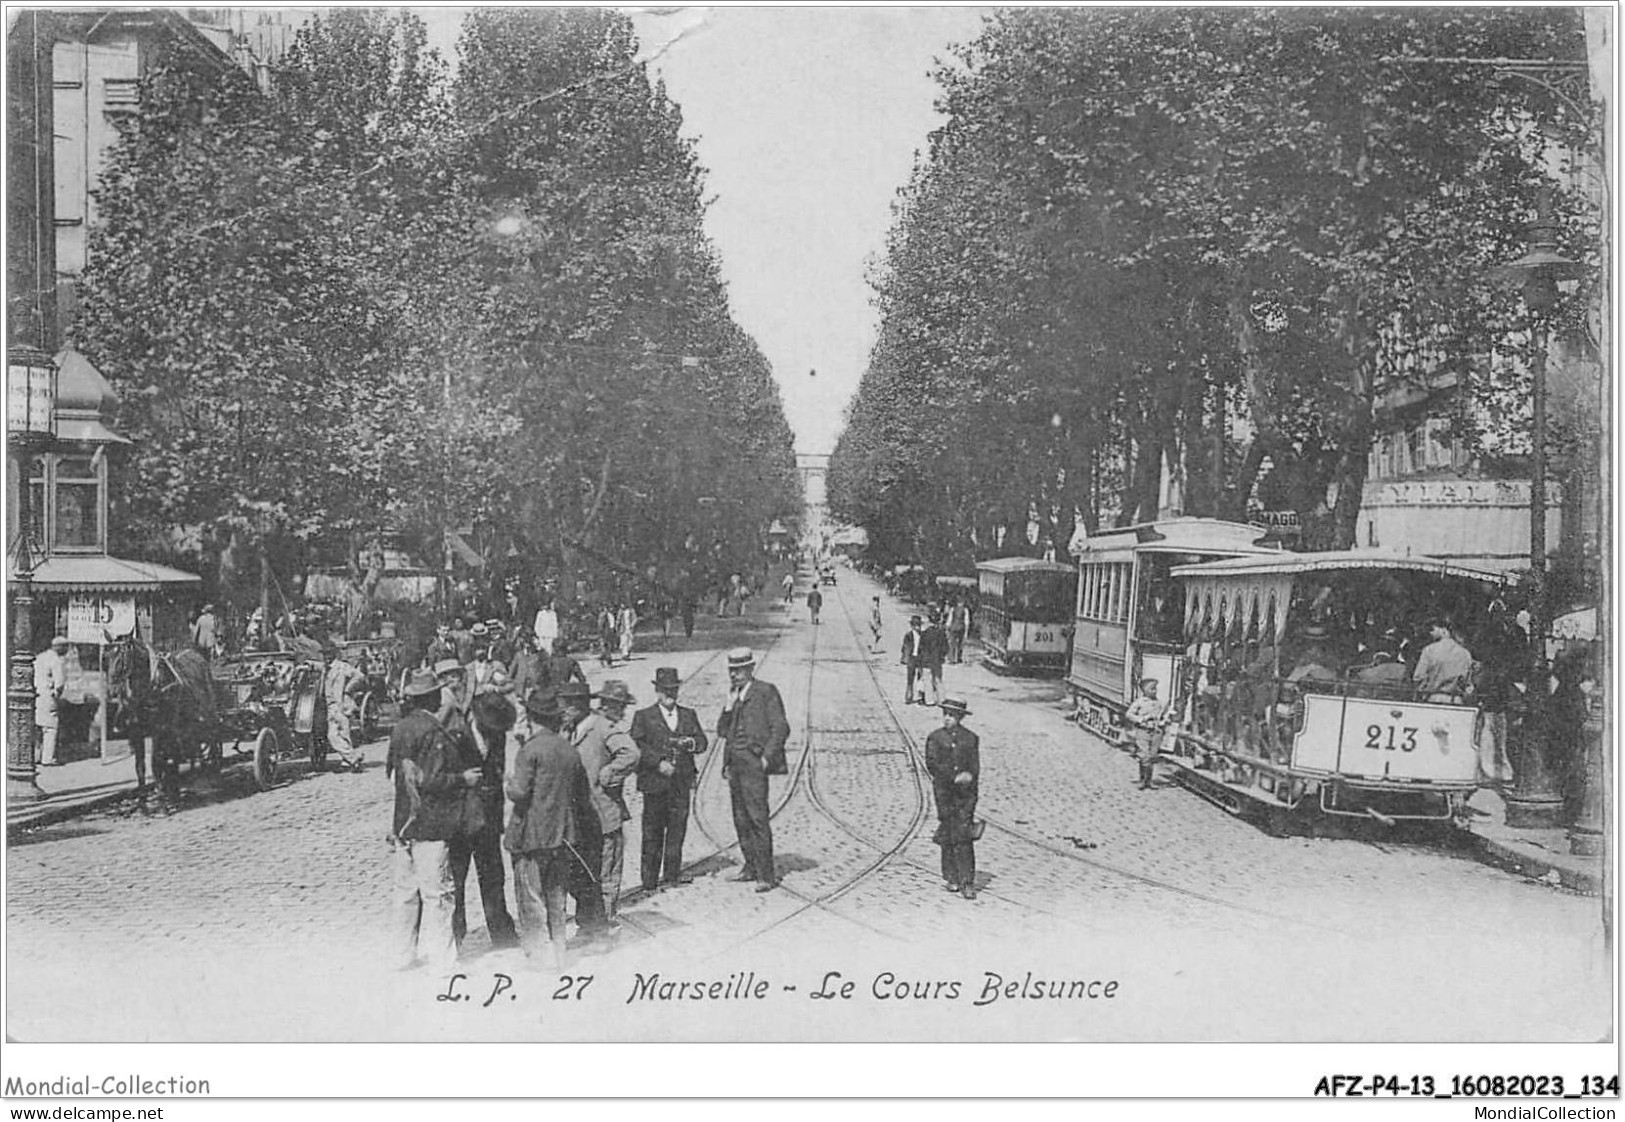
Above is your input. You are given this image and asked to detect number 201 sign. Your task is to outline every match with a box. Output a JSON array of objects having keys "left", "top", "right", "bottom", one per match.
[{"left": 1292, "top": 695, "right": 1480, "bottom": 784}]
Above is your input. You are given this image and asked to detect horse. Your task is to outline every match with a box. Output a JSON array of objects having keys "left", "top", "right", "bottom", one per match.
[{"left": 105, "top": 636, "right": 223, "bottom": 800}]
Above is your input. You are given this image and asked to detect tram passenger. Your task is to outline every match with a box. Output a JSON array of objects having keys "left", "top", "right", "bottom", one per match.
[{"left": 1414, "top": 617, "right": 1473, "bottom": 702}]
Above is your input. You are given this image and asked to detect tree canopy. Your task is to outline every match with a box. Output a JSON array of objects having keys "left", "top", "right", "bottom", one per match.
[
  {"left": 77, "top": 8, "right": 801, "bottom": 614},
  {"left": 828, "top": 7, "right": 1599, "bottom": 570}
]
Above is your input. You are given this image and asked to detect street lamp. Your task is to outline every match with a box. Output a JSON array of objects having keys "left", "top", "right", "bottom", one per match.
[
  {"left": 1494, "top": 204, "right": 1581, "bottom": 829},
  {"left": 8, "top": 344, "right": 59, "bottom": 805}
]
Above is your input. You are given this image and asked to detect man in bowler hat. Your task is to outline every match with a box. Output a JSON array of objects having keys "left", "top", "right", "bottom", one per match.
[
  {"left": 717, "top": 647, "right": 790, "bottom": 891},
  {"left": 631, "top": 667, "right": 709, "bottom": 890},
  {"left": 925, "top": 697, "right": 980, "bottom": 900}
]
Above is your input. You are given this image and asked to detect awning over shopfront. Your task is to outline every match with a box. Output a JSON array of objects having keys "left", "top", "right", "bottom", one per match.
[{"left": 30, "top": 554, "right": 201, "bottom": 594}]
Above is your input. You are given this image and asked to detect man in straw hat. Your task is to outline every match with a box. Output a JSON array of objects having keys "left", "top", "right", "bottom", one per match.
[
  {"left": 925, "top": 697, "right": 980, "bottom": 900},
  {"left": 562, "top": 679, "right": 640, "bottom": 937},
  {"left": 717, "top": 647, "right": 789, "bottom": 891},
  {"left": 389, "top": 669, "right": 484, "bottom": 972},
  {"left": 505, "top": 688, "right": 593, "bottom": 970},
  {"left": 631, "top": 667, "right": 709, "bottom": 891}
]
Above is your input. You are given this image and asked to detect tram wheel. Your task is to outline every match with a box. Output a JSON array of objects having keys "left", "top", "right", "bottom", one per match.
[{"left": 252, "top": 728, "right": 278, "bottom": 791}]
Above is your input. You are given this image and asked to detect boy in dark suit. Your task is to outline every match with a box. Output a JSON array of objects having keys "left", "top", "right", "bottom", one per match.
[{"left": 630, "top": 667, "right": 709, "bottom": 891}]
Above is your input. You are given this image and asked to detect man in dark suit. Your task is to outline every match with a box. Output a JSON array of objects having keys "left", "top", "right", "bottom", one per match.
[
  {"left": 717, "top": 647, "right": 790, "bottom": 891},
  {"left": 630, "top": 667, "right": 709, "bottom": 891},
  {"left": 920, "top": 610, "right": 948, "bottom": 705},
  {"left": 900, "top": 615, "right": 925, "bottom": 704},
  {"left": 925, "top": 697, "right": 980, "bottom": 900}
]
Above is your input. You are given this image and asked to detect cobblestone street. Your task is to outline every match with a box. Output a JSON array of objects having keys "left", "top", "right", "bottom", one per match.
[{"left": 6, "top": 568, "right": 1609, "bottom": 1043}]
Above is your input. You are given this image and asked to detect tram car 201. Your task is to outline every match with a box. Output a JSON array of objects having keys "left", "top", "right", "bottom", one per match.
[
  {"left": 975, "top": 557, "right": 1077, "bottom": 673},
  {"left": 1067, "top": 518, "right": 1278, "bottom": 742},
  {"left": 1162, "top": 549, "right": 1510, "bottom": 827}
]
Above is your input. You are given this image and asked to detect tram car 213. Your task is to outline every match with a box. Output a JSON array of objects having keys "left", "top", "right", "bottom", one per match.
[{"left": 975, "top": 557, "right": 1077, "bottom": 673}]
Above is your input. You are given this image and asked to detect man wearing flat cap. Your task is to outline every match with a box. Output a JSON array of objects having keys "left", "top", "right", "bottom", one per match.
[
  {"left": 562, "top": 680, "right": 640, "bottom": 936},
  {"left": 505, "top": 688, "right": 591, "bottom": 970},
  {"left": 925, "top": 697, "right": 980, "bottom": 900},
  {"left": 631, "top": 667, "right": 709, "bottom": 891},
  {"left": 717, "top": 647, "right": 789, "bottom": 891}
]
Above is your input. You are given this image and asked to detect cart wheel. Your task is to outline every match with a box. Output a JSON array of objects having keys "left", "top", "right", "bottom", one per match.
[
  {"left": 252, "top": 727, "right": 278, "bottom": 791},
  {"left": 359, "top": 691, "right": 380, "bottom": 743}
]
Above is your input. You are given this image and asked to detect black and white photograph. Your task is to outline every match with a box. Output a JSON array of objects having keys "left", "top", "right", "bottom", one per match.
[{"left": 2, "top": 1, "right": 1616, "bottom": 1102}]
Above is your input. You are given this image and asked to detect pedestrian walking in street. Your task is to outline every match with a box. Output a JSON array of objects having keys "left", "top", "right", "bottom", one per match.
[
  {"left": 33, "top": 635, "right": 70, "bottom": 766},
  {"left": 466, "top": 635, "right": 501, "bottom": 696},
  {"left": 541, "top": 636, "right": 588, "bottom": 694},
  {"left": 449, "top": 691, "right": 520, "bottom": 952},
  {"left": 450, "top": 617, "right": 475, "bottom": 666},
  {"left": 563, "top": 680, "right": 640, "bottom": 938},
  {"left": 717, "top": 647, "right": 789, "bottom": 891},
  {"left": 900, "top": 615, "right": 925, "bottom": 704},
  {"left": 191, "top": 603, "right": 220, "bottom": 660},
  {"left": 631, "top": 667, "right": 709, "bottom": 891},
  {"left": 947, "top": 599, "right": 969, "bottom": 664},
  {"left": 510, "top": 630, "right": 543, "bottom": 700},
  {"left": 1124, "top": 678, "right": 1167, "bottom": 790},
  {"left": 870, "top": 596, "right": 883, "bottom": 652},
  {"left": 925, "top": 697, "right": 980, "bottom": 900},
  {"left": 433, "top": 658, "right": 472, "bottom": 734},
  {"left": 618, "top": 602, "right": 638, "bottom": 662},
  {"left": 598, "top": 604, "right": 618, "bottom": 668},
  {"left": 505, "top": 687, "right": 593, "bottom": 971},
  {"left": 533, "top": 599, "right": 560, "bottom": 656},
  {"left": 781, "top": 571, "right": 795, "bottom": 603},
  {"left": 425, "top": 622, "right": 457, "bottom": 669},
  {"left": 920, "top": 611, "right": 947, "bottom": 704},
  {"left": 681, "top": 595, "right": 696, "bottom": 639},
  {"left": 321, "top": 643, "right": 367, "bottom": 770},
  {"left": 807, "top": 585, "right": 823, "bottom": 625},
  {"left": 389, "top": 669, "right": 483, "bottom": 973}
]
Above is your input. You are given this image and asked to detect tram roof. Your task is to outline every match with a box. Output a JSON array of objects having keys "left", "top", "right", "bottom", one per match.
[
  {"left": 1170, "top": 549, "right": 1508, "bottom": 584},
  {"left": 1073, "top": 517, "right": 1276, "bottom": 555},
  {"left": 976, "top": 557, "right": 1075, "bottom": 574}
]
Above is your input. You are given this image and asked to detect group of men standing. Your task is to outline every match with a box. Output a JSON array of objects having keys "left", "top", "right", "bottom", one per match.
[{"left": 387, "top": 642, "right": 791, "bottom": 973}]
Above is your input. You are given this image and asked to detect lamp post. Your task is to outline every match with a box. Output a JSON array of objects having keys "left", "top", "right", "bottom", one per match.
[
  {"left": 1495, "top": 205, "right": 1580, "bottom": 829},
  {"left": 8, "top": 344, "right": 58, "bottom": 805}
]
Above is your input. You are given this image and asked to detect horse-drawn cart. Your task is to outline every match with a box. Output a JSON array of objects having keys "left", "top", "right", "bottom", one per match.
[{"left": 211, "top": 652, "right": 333, "bottom": 791}]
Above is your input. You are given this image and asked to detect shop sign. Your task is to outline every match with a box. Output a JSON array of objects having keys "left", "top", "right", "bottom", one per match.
[{"left": 66, "top": 596, "right": 136, "bottom": 642}]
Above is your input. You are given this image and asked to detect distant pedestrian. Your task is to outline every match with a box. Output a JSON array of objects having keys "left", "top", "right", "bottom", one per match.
[
  {"left": 717, "top": 647, "right": 789, "bottom": 891},
  {"left": 920, "top": 612, "right": 947, "bottom": 704},
  {"left": 618, "top": 603, "right": 638, "bottom": 661},
  {"left": 870, "top": 597, "right": 883, "bottom": 652},
  {"left": 681, "top": 596, "right": 696, "bottom": 639},
  {"left": 425, "top": 623, "right": 456, "bottom": 669},
  {"left": 542, "top": 636, "right": 588, "bottom": 694},
  {"left": 900, "top": 615, "right": 925, "bottom": 704},
  {"left": 925, "top": 697, "right": 980, "bottom": 900},
  {"left": 781, "top": 572, "right": 795, "bottom": 603},
  {"left": 191, "top": 604, "right": 220, "bottom": 660},
  {"left": 506, "top": 687, "right": 593, "bottom": 971},
  {"left": 389, "top": 669, "right": 482, "bottom": 973},
  {"left": 533, "top": 599, "right": 560, "bottom": 655},
  {"left": 598, "top": 605, "right": 618, "bottom": 668},
  {"left": 807, "top": 585, "right": 823, "bottom": 625},
  {"left": 33, "top": 635, "right": 70, "bottom": 766},
  {"left": 631, "top": 667, "right": 708, "bottom": 891},
  {"left": 947, "top": 600, "right": 969, "bottom": 664}
]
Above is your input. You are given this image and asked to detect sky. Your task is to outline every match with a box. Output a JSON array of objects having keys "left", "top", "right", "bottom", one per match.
[{"left": 421, "top": 5, "right": 993, "bottom": 456}]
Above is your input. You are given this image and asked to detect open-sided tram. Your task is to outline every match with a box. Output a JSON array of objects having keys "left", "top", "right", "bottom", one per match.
[
  {"left": 1162, "top": 549, "right": 1509, "bottom": 826},
  {"left": 976, "top": 557, "right": 1076, "bottom": 673}
]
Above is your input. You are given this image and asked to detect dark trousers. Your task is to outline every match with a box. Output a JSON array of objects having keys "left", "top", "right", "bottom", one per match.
[
  {"left": 940, "top": 838, "right": 976, "bottom": 888},
  {"left": 905, "top": 661, "right": 921, "bottom": 702},
  {"left": 567, "top": 829, "right": 608, "bottom": 934},
  {"left": 449, "top": 828, "right": 517, "bottom": 946},
  {"left": 641, "top": 781, "right": 692, "bottom": 887},
  {"left": 727, "top": 755, "right": 775, "bottom": 882}
]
